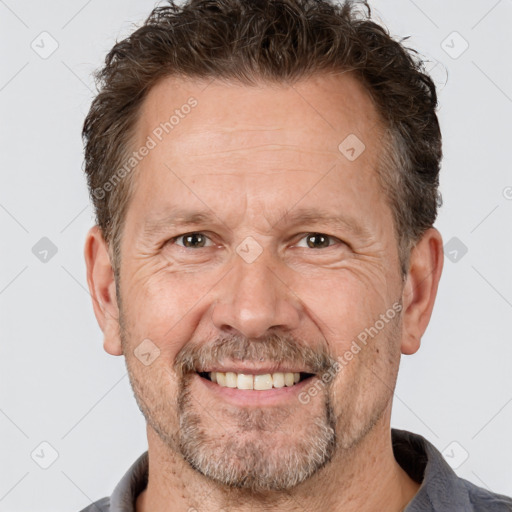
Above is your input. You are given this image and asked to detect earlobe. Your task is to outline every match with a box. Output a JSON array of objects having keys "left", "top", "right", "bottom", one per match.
[
  {"left": 84, "top": 226, "right": 123, "bottom": 356},
  {"left": 400, "top": 228, "right": 444, "bottom": 355}
]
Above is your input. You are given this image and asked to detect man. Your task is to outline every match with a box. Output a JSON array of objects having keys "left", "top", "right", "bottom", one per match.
[{"left": 81, "top": 0, "right": 512, "bottom": 510}]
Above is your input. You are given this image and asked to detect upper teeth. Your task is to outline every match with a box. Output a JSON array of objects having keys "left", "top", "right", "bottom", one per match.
[{"left": 209, "top": 371, "right": 301, "bottom": 390}]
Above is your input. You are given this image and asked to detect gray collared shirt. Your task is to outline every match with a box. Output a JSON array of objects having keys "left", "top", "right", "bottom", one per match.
[{"left": 80, "top": 429, "right": 512, "bottom": 511}]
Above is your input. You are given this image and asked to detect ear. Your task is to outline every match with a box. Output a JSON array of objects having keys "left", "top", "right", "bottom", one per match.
[
  {"left": 401, "top": 227, "right": 444, "bottom": 355},
  {"left": 84, "top": 226, "right": 123, "bottom": 356}
]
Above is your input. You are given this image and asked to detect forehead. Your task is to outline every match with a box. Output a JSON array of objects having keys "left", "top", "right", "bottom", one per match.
[
  {"left": 127, "top": 72, "right": 390, "bottom": 237},
  {"left": 136, "top": 72, "right": 382, "bottom": 161}
]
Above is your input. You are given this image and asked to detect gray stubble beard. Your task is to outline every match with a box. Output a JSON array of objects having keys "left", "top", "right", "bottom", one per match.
[{"left": 176, "top": 375, "right": 337, "bottom": 492}]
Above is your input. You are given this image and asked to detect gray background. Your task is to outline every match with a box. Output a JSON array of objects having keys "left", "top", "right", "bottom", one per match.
[{"left": 1, "top": 0, "right": 511, "bottom": 510}]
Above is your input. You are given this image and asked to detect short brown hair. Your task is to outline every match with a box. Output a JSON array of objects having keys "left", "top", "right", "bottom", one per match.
[{"left": 83, "top": 0, "right": 442, "bottom": 276}]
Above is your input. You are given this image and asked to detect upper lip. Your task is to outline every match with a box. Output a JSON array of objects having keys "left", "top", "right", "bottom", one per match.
[{"left": 197, "top": 366, "right": 313, "bottom": 375}]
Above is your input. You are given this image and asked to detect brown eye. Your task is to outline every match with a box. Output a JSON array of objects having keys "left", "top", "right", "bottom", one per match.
[
  {"left": 304, "top": 233, "right": 334, "bottom": 249},
  {"left": 175, "top": 233, "right": 210, "bottom": 248}
]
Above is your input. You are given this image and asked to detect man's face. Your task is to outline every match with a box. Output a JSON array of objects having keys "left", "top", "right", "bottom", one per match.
[{"left": 116, "top": 73, "right": 405, "bottom": 491}]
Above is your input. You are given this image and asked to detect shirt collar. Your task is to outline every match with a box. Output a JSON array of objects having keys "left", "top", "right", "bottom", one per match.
[
  {"left": 392, "top": 429, "right": 471, "bottom": 511},
  {"left": 110, "top": 451, "right": 148, "bottom": 512}
]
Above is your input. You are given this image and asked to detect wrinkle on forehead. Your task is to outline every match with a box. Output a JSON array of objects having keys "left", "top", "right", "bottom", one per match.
[
  {"left": 126, "top": 72, "right": 394, "bottom": 253},
  {"left": 173, "top": 142, "right": 341, "bottom": 159},
  {"left": 135, "top": 71, "right": 382, "bottom": 153}
]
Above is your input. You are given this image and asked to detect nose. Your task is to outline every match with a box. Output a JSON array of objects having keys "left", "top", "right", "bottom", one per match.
[{"left": 210, "top": 250, "right": 302, "bottom": 339}]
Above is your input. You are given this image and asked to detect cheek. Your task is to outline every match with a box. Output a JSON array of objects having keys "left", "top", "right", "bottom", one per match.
[
  {"left": 326, "top": 320, "right": 401, "bottom": 439},
  {"left": 125, "top": 352, "right": 182, "bottom": 434},
  {"left": 298, "top": 269, "right": 402, "bottom": 404},
  {"left": 120, "top": 264, "right": 220, "bottom": 359},
  {"left": 290, "top": 267, "right": 393, "bottom": 349}
]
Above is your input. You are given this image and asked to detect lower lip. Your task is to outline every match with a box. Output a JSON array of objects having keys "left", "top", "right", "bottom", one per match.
[{"left": 195, "top": 373, "right": 314, "bottom": 407}]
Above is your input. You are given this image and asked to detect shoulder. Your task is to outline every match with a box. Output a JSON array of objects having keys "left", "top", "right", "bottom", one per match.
[
  {"left": 78, "top": 497, "right": 110, "bottom": 512},
  {"left": 462, "top": 478, "right": 512, "bottom": 511}
]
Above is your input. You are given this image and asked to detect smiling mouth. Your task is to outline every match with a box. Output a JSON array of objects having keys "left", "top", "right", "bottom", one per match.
[{"left": 198, "top": 371, "right": 315, "bottom": 390}]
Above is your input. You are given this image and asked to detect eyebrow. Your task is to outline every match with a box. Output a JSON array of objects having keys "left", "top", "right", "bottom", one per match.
[
  {"left": 142, "top": 207, "right": 373, "bottom": 240},
  {"left": 277, "top": 207, "right": 373, "bottom": 239},
  {"left": 142, "top": 210, "right": 219, "bottom": 237}
]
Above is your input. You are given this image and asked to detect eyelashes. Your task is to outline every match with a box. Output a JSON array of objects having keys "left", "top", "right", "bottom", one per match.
[{"left": 170, "top": 232, "right": 344, "bottom": 250}]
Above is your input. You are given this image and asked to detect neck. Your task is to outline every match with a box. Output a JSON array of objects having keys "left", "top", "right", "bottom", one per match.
[{"left": 136, "top": 410, "right": 419, "bottom": 512}]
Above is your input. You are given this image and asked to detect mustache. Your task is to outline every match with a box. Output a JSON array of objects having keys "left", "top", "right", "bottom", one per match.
[{"left": 174, "top": 332, "right": 336, "bottom": 377}]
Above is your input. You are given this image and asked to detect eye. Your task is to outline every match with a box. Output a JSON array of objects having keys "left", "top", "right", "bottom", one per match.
[
  {"left": 173, "top": 232, "right": 213, "bottom": 248},
  {"left": 295, "top": 233, "right": 342, "bottom": 249}
]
